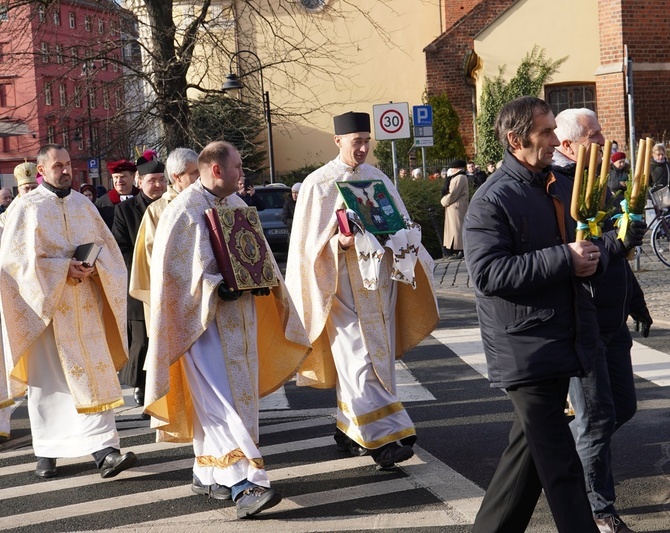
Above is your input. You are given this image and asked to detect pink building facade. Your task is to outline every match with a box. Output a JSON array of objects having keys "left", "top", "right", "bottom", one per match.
[{"left": 0, "top": 0, "right": 132, "bottom": 191}]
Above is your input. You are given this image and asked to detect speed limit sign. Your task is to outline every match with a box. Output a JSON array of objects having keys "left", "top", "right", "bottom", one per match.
[{"left": 373, "top": 102, "right": 410, "bottom": 140}]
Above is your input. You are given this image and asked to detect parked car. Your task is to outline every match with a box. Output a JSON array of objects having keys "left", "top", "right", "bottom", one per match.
[{"left": 253, "top": 184, "right": 291, "bottom": 253}]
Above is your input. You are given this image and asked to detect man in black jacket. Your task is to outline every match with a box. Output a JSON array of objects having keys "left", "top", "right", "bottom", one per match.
[
  {"left": 95, "top": 160, "right": 139, "bottom": 229},
  {"left": 112, "top": 156, "right": 166, "bottom": 406},
  {"left": 464, "top": 96, "right": 605, "bottom": 533},
  {"left": 553, "top": 107, "right": 649, "bottom": 533}
]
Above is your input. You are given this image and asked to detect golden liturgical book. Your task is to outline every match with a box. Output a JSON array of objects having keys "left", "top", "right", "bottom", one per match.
[{"left": 205, "top": 206, "right": 278, "bottom": 291}]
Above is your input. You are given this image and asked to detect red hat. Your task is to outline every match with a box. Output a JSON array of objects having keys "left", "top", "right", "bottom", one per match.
[
  {"left": 107, "top": 159, "right": 137, "bottom": 174},
  {"left": 611, "top": 151, "right": 626, "bottom": 163}
]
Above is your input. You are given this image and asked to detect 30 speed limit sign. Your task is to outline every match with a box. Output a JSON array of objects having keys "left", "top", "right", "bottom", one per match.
[{"left": 373, "top": 102, "right": 410, "bottom": 140}]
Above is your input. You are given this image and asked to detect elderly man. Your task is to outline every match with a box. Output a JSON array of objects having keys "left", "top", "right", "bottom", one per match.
[
  {"left": 129, "top": 147, "right": 199, "bottom": 325},
  {"left": 96, "top": 159, "right": 139, "bottom": 228},
  {"left": 0, "top": 188, "right": 12, "bottom": 213},
  {"left": 464, "top": 97, "right": 605, "bottom": 532},
  {"left": 113, "top": 155, "right": 167, "bottom": 407},
  {"left": 15, "top": 162, "right": 40, "bottom": 197},
  {"left": 285, "top": 111, "right": 439, "bottom": 468},
  {"left": 552, "top": 107, "right": 648, "bottom": 533},
  {"left": 0, "top": 144, "right": 136, "bottom": 479},
  {"left": 144, "top": 141, "right": 310, "bottom": 518}
]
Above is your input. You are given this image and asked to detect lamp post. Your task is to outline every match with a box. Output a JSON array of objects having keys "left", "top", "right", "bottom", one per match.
[
  {"left": 81, "top": 60, "right": 100, "bottom": 187},
  {"left": 222, "top": 50, "right": 275, "bottom": 184}
]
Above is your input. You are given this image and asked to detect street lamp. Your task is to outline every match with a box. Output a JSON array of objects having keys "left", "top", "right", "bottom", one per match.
[
  {"left": 222, "top": 50, "right": 275, "bottom": 184},
  {"left": 81, "top": 60, "right": 100, "bottom": 187}
]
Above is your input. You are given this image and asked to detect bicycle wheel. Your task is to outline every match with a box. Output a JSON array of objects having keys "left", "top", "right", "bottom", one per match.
[{"left": 651, "top": 214, "right": 670, "bottom": 267}]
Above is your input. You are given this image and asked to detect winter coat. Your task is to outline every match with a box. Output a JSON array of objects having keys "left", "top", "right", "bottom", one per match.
[
  {"left": 464, "top": 151, "right": 607, "bottom": 389},
  {"left": 440, "top": 170, "right": 468, "bottom": 250}
]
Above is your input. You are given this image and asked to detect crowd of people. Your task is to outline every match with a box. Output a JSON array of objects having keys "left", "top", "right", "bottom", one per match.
[
  {"left": 0, "top": 111, "right": 438, "bottom": 520},
  {"left": 0, "top": 99, "right": 657, "bottom": 530}
]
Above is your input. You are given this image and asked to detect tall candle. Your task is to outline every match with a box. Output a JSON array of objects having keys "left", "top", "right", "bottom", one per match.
[
  {"left": 599, "top": 140, "right": 613, "bottom": 205},
  {"left": 630, "top": 138, "right": 646, "bottom": 201},
  {"left": 571, "top": 144, "right": 587, "bottom": 221},
  {"left": 643, "top": 137, "right": 653, "bottom": 186},
  {"left": 585, "top": 143, "right": 599, "bottom": 209}
]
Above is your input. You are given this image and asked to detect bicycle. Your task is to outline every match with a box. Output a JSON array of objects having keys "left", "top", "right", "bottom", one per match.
[{"left": 645, "top": 184, "right": 670, "bottom": 267}]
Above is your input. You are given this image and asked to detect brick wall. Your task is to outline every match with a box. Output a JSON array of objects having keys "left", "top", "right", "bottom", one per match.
[
  {"left": 426, "top": 0, "right": 516, "bottom": 155},
  {"left": 443, "top": 0, "right": 486, "bottom": 28}
]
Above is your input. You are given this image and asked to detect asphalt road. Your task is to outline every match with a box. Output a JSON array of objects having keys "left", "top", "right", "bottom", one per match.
[{"left": 0, "top": 248, "right": 669, "bottom": 532}]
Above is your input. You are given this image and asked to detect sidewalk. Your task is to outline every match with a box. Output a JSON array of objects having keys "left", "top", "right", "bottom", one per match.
[{"left": 433, "top": 241, "right": 670, "bottom": 323}]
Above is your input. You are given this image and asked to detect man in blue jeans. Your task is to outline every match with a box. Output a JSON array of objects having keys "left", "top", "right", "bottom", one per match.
[{"left": 552, "top": 107, "right": 651, "bottom": 533}]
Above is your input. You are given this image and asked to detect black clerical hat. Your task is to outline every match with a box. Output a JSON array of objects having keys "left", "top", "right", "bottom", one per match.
[
  {"left": 448, "top": 159, "right": 467, "bottom": 169},
  {"left": 334, "top": 112, "right": 371, "bottom": 135},
  {"left": 137, "top": 159, "right": 165, "bottom": 176}
]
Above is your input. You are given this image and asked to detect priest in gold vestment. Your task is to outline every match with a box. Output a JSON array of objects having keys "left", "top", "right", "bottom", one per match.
[
  {"left": 285, "top": 112, "right": 439, "bottom": 468},
  {"left": 129, "top": 147, "right": 200, "bottom": 327},
  {"left": 144, "top": 141, "right": 310, "bottom": 519},
  {"left": 0, "top": 144, "right": 136, "bottom": 479}
]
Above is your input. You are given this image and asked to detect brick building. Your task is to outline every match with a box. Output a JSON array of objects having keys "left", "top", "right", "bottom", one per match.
[
  {"left": 0, "top": 0, "right": 135, "bottom": 191},
  {"left": 426, "top": 0, "right": 670, "bottom": 158}
]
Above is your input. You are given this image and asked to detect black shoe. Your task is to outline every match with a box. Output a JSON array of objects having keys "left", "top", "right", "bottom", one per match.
[
  {"left": 371, "top": 443, "right": 414, "bottom": 468},
  {"left": 99, "top": 451, "right": 137, "bottom": 479},
  {"left": 235, "top": 486, "right": 282, "bottom": 519},
  {"left": 192, "top": 475, "right": 232, "bottom": 500},
  {"left": 133, "top": 387, "right": 145, "bottom": 406},
  {"left": 334, "top": 429, "right": 369, "bottom": 457},
  {"left": 35, "top": 457, "right": 57, "bottom": 479},
  {"left": 451, "top": 251, "right": 464, "bottom": 260}
]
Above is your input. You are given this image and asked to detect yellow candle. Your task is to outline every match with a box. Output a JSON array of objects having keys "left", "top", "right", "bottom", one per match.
[
  {"left": 585, "top": 143, "right": 599, "bottom": 209},
  {"left": 643, "top": 137, "right": 653, "bottom": 186},
  {"left": 599, "top": 140, "right": 612, "bottom": 205},
  {"left": 630, "top": 138, "right": 646, "bottom": 201},
  {"left": 571, "top": 144, "right": 586, "bottom": 221}
]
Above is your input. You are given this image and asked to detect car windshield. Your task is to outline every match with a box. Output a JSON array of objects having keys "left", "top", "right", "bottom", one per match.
[{"left": 255, "top": 188, "right": 289, "bottom": 208}]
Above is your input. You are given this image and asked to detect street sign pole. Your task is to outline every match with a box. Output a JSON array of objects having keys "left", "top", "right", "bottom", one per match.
[
  {"left": 391, "top": 140, "right": 398, "bottom": 188},
  {"left": 422, "top": 147, "right": 427, "bottom": 180}
]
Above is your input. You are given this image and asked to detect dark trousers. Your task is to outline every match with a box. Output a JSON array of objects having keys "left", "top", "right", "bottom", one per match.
[
  {"left": 118, "top": 320, "right": 148, "bottom": 389},
  {"left": 569, "top": 324, "right": 637, "bottom": 517},
  {"left": 473, "top": 378, "right": 598, "bottom": 533}
]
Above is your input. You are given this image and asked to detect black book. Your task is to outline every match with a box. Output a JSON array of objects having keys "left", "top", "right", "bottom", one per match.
[{"left": 73, "top": 242, "right": 102, "bottom": 268}]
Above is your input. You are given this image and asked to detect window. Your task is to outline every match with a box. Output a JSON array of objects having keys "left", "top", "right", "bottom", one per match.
[
  {"left": 62, "top": 126, "right": 69, "bottom": 147},
  {"left": 92, "top": 126, "right": 98, "bottom": 150},
  {"left": 98, "top": 18, "right": 104, "bottom": 34},
  {"left": 38, "top": 5, "right": 45, "bottom": 22},
  {"left": 59, "top": 83, "right": 66, "bottom": 106},
  {"left": 47, "top": 125, "right": 55, "bottom": 144},
  {"left": 74, "top": 85, "right": 82, "bottom": 107},
  {"left": 55, "top": 44, "right": 63, "bottom": 64},
  {"left": 88, "top": 85, "right": 96, "bottom": 108},
  {"left": 109, "top": 21, "right": 117, "bottom": 37},
  {"left": 545, "top": 84, "right": 597, "bottom": 116},
  {"left": 102, "top": 86, "right": 109, "bottom": 109},
  {"left": 75, "top": 126, "right": 84, "bottom": 149},
  {"left": 0, "top": 4, "right": 7, "bottom": 23},
  {"left": 100, "top": 56, "right": 107, "bottom": 70},
  {"left": 0, "top": 43, "right": 4, "bottom": 63},
  {"left": 114, "top": 89, "right": 121, "bottom": 109},
  {"left": 112, "top": 54, "right": 118, "bottom": 72},
  {"left": 69, "top": 12, "right": 75, "bottom": 29},
  {"left": 41, "top": 42, "right": 49, "bottom": 63},
  {"left": 44, "top": 82, "right": 52, "bottom": 105},
  {"left": 84, "top": 15, "right": 91, "bottom": 31},
  {"left": 0, "top": 82, "right": 14, "bottom": 107},
  {"left": 53, "top": 10, "right": 60, "bottom": 26},
  {"left": 70, "top": 46, "right": 78, "bottom": 66}
]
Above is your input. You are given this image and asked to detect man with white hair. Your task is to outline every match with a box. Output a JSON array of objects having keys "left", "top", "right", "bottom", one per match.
[
  {"left": 552, "top": 107, "right": 649, "bottom": 533},
  {"left": 0, "top": 188, "right": 12, "bottom": 213},
  {"left": 129, "top": 147, "right": 200, "bottom": 326}
]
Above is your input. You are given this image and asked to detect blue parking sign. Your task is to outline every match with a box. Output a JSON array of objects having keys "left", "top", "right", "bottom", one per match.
[
  {"left": 88, "top": 159, "right": 98, "bottom": 169},
  {"left": 413, "top": 105, "right": 433, "bottom": 126}
]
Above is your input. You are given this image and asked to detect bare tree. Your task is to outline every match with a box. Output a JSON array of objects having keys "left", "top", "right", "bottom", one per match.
[{"left": 3, "top": 0, "right": 401, "bottom": 160}]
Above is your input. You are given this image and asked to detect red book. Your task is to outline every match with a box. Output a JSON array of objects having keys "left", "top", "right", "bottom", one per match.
[
  {"left": 205, "top": 206, "right": 278, "bottom": 291},
  {"left": 336, "top": 209, "right": 353, "bottom": 236}
]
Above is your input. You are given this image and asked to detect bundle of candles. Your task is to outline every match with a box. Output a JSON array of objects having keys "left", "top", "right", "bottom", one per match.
[{"left": 570, "top": 140, "right": 613, "bottom": 241}]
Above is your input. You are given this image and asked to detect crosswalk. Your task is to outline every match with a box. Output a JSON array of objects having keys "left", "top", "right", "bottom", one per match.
[{"left": 1, "top": 326, "right": 667, "bottom": 531}]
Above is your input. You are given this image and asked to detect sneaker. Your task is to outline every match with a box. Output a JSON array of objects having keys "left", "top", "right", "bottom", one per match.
[
  {"left": 191, "top": 475, "right": 232, "bottom": 500},
  {"left": 371, "top": 443, "right": 414, "bottom": 468},
  {"left": 594, "top": 515, "right": 634, "bottom": 533},
  {"left": 235, "top": 486, "right": 282, "bottom": 519}
]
